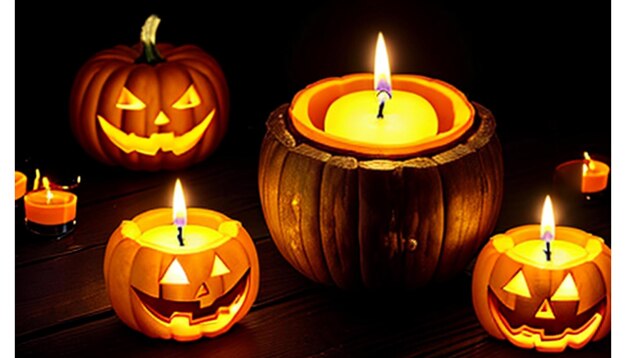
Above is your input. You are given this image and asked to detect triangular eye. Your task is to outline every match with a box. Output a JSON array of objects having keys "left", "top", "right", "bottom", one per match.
[
  {"left": 551, "top": 273, "right": 579, "bottom": 301},
  {"left": 502, "top": 270, "right": 531, "bottom": 298},
  {"left": 160, "top": 258, "right": 189, "bottom": 285},
  {"left": 210, "top": 255, "right": 230, "bottom": 277},
  {"left": 172, "top": 85, "right": 201, "bottom": 109},
  {"left": 116, "top": 87, "right": 146, "bottom": 110}
]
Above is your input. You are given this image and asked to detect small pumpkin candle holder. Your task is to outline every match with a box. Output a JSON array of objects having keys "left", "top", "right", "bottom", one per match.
[
  {"left": 15, "top": 171, "right": 27, "bottom": 228},
  {"left": 258, "top": 34, "right": 503, "bottom": 289},
  {"left": 104, "top": 180, "right": 259, "bottom": 341},
  {"left": 472, "top": 196, "right": 611, "bottom": 353},
  {"left": 70, "top": 15, "right": 229, "bottom": 171}
]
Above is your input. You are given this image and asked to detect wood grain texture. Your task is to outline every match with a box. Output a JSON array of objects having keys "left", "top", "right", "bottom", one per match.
[{"left": 258, "top": 103, "right": 504, "bottom": 289}]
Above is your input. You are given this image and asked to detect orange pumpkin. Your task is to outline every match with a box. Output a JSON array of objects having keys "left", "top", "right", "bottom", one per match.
[
  {"left": 472, "top": 225, "right": 611, "bottom": 352},
  {"left": 70, "top": 15, "right": 228, "bottom": 171},
  {"left": 103, "top": 208, "right": 259, "bottom": 341}
]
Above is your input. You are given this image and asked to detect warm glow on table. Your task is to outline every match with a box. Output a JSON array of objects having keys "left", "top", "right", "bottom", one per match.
[{"left": 24, "top": 189, "right": 77, "bottom": 225}]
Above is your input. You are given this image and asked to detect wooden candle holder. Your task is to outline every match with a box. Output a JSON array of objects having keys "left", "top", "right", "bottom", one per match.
[{"left": 258, "top": 102, "right": 503, "bottom": 290}]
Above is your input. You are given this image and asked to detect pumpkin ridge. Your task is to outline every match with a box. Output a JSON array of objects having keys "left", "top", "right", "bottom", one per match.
[
  {"left": 276, "top": 148, "right": 311, "bottom": 277},
  {"left": 178, "top": 58, "right": 229, "bottom": 131},
  {"left": 81, "top": 61, "right": 128, "bottom": 164},
  {"left": 182, "top": 66, "right": 223, "bottom": 160}
]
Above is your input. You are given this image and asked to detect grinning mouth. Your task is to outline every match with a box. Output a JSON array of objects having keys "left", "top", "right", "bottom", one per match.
[
  {"left": 487, "top": 292, "right": 604, "bottom": 352},
  {"left": 133, "top": 269, "right": 249, "bottom": 325},
  {"left": 97, "top": 109, "right": 215, "bottom": 156}
]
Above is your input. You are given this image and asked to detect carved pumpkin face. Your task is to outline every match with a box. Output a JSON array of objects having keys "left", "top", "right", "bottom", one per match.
[
  {"left": 104, "top": 209, "right": 259, "bottom": 341},
  {"left": 472, "top": 226, "right": 611, "bottom": 353},
  {"left": 70, "top": 17, "right": 228, "bottom": 171}
]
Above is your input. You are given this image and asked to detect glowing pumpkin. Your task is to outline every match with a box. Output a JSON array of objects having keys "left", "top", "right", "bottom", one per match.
[
  {"left": 103, "top": 208, "right": 259, "bottom": 341},
  {"left": 472, "top": 225, "right": 611, "bottom": 352},
  {"left": 70, "top": 15, "right": 228, "bottom": 170}
]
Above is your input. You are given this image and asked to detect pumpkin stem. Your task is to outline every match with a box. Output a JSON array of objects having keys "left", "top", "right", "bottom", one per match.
[{"left": 136, "top": 14, "right": 165, "bottom": 65}]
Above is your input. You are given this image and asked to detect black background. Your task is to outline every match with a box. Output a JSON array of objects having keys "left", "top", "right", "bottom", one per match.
[{"left": 16, "top": 0, "right": 609, "bottom": 171}]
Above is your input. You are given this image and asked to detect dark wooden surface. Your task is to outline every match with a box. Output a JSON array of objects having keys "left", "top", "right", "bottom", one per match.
[{"left": 15, "top": 112, "right": 611, "bottom": 357}]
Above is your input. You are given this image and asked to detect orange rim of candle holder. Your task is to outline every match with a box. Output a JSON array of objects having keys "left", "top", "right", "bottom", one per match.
[
  {"left": 24, "top": 190, "right": 77, "bottom": 225},
  {"left": 496, "top": 225, "right": 605, "bottom": 269},
  {"left": 121, "top": 208, "right": 237, "bottom": 254},
  {"left": 15, "top": 171, "right": 27, "bottom": 200},
  {"left": 289, "top": 74, "right": 475, "bottom": 157}
]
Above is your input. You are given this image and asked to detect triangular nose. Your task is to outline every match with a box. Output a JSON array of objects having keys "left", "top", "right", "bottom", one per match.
[
  {"left": 154, "top": 111, "right": 170, "bottom": 126},
  {"left": 195, "top": 283, "right": 209, "bottom": 298},
  {"left": 535, "top": 299, "right": 556, "bottom": 319}
]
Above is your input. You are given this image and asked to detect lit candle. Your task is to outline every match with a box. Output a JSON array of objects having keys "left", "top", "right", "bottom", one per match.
[
  {"left": 324, "top": 33, "right": 438, "bottom": 146},
  {"left": 24, "top": 175, "right": 77, "bottom": 236},
  {"left": 15, "top": 171, "right": 27, "bottom": 200},
  {"left": 138, "top": 179, "right": 222, "bottom": 250},
  {"left": 472, "top": 195, "right": 611, "bottom": 352},
  {"left": 581, "top": 152, "right": 610, "bottom": 193}
]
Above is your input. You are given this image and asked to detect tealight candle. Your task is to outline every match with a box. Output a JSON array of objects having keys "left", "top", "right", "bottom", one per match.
[
  {"left": 324, "top": 33, "right": 438, "bottom": 145},
  {"left": 15, "top": 171, "right": 27, "bottom": 200},
  {"left": 554, "top": 152, "right": 610, "bottom": 196},
  {"left": 581, "top": 152, "right": 610, "bottom": 193},
  {"left": 472, "top": 196, "right": 611, "bottom": 352},
  {"left": 24, "top": 176, "right": 77, "bottom": 236}
]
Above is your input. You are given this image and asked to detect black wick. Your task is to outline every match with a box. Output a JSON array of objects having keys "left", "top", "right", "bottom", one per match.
[
  {"left": 544, "top": 241, "right": 552, "bottom": 261},
  {"left": 177, "top": 226, "right": 184, "bottom": 246},
  {"left": 377, "top": 90, "right": 392, "bottom": 119}
]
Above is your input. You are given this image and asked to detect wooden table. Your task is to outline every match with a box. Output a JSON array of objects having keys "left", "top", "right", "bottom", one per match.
[{"left": 15, "top": 114, "right": 611, "bottom": 357}]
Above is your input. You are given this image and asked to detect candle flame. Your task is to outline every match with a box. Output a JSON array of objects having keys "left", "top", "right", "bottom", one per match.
[
  {"left": 583, "top": 152, "right": 596, "bottom": 177},
  {"left": 43, "top": 177, "right": 53, "bottom": 204},
  {"left": 33, "top": 169, "right": 41, "bottom": 191},
  {"left": 540, "top": 195, "right": 555, "bottom": 243},
  {"left": 173, "top": 178, "right": 187, "bottom": 227},
  {"left": 374, "top": 32, "right": 392, "bottom": 103}
]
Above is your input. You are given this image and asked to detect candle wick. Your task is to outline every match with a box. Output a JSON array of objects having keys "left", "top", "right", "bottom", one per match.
[
  {"left": 177, "top": 226, "right": 184, "bottom": 246},
  {"left": 544, "top": 241, "right": 551, "bottom": 261},
  {"left": 376, "top": 90, "right": 391, "bottom": 119},
  {"left": 377, "top": 101, "right": 385, "bottom": 119}
]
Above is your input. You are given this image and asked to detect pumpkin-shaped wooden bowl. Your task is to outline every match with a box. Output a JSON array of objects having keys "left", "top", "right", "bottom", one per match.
[{"left": 258, "top": 76, "right": 503, "bottom": 290}]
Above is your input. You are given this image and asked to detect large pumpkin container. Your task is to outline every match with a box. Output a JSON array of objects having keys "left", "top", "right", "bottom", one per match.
[
  {"left": 258, "top": 74, "right": 504, "bottom": 290},
  {"left": 70, "top": 15, "right": 229, "bottom": 171}
]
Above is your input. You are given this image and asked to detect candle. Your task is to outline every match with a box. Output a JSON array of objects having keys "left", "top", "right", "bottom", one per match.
[
  {"left": 24, "top": 176, "right": 77, "bottom": 236},
  {"left": 15, "top": 171, "right": 27, "bottom": 200},
  {"left": 472, "top": 196, "right": 611, "bottom": 352},
  {"left": 554, "top": 152, "right": 610, "bottom": 197},
  {"left": 103, "top": 179, "right": 260, "bottom": 341},
  {"left": 289, "top": 36, "right": 474, "bottom": 157},
  {"left": 581, "top": 152, "right": 610, "bottom": 193},
  {"left": 324, "top": 33, "right": 438, "bottom": 145}
]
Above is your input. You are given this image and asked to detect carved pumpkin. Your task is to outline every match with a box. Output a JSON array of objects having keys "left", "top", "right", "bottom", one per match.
[
  {"left": 258, "top": 102, "right": 503, "bottom": 289},
  {"left": 103, "top": 208, "right": 259, "bottom": 341},
  {"left": 70, "top": 15, "right": 228, "bottom": 171},
  {"left": 472, "top": 225, "right": 611, "bottom": 352}
]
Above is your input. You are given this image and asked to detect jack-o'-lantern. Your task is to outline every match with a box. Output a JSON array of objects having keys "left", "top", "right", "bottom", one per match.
[
  {"left": 104, "top": 206, "right": 259, "bottom": 341},
  {"left": 472, "top": 225, "right": 611, "bottom": 352},
  {"left": 70, "top": 15, "right": 228, "bottom": 171}
]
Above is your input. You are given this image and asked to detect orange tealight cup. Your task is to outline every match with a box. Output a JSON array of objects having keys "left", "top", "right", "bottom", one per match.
[
  {"left": 24, "top": 177, "right": 77, "bottom": 236},
  {"left": 15, "top": 171, "right": 27, "bottom": 200}
]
